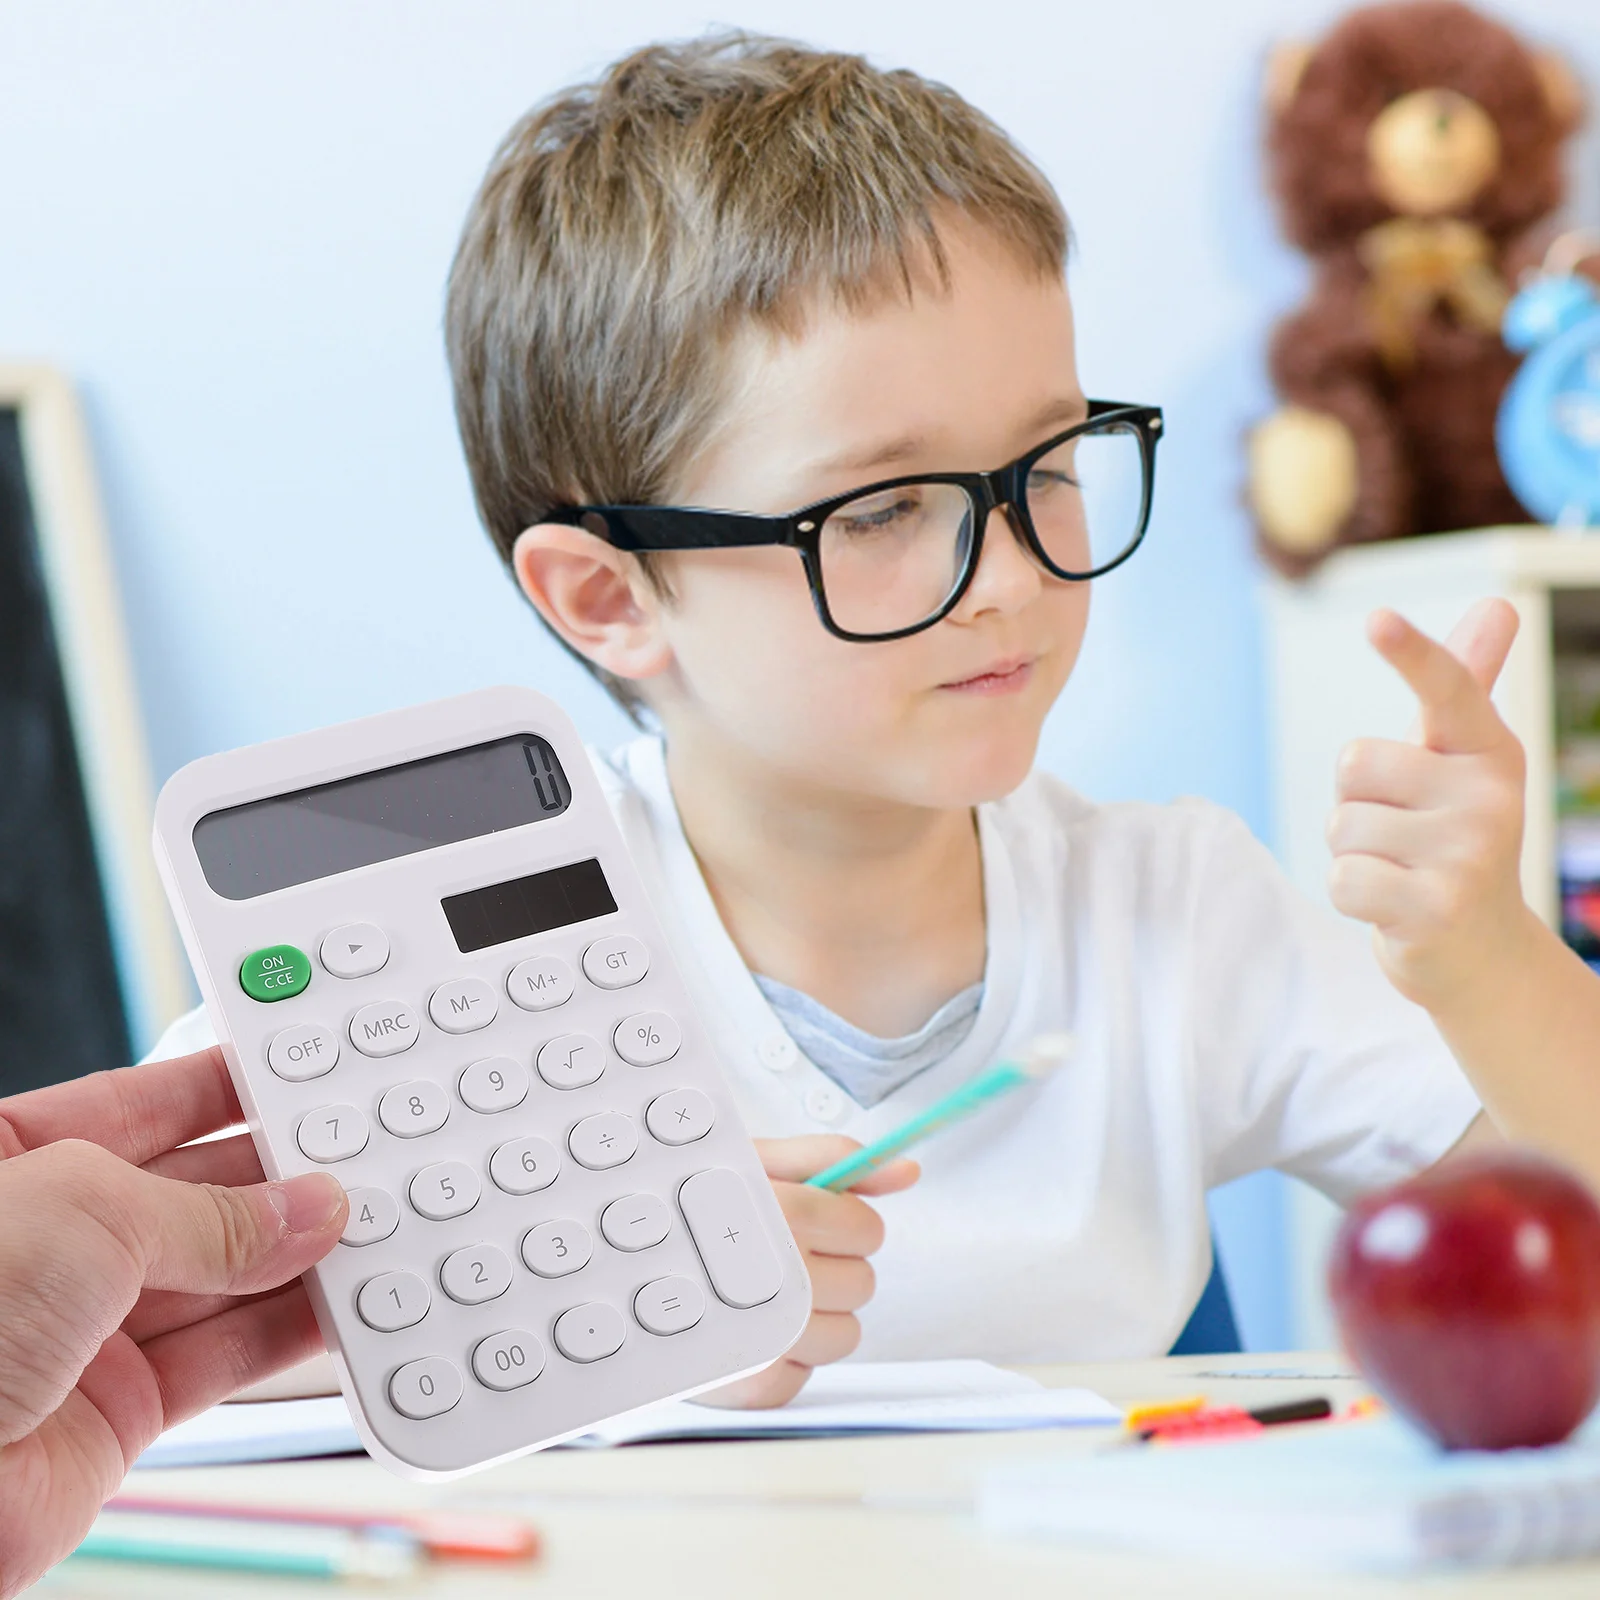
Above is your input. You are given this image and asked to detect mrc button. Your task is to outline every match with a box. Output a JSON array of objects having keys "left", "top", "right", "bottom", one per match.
[{"left": 239, "top": 944, "right": 312, "bottom": 1003}]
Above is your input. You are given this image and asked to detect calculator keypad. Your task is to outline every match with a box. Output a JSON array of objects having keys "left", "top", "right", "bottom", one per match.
[{"left": 236, "top": 913, "right": 795, "bottom": 1449}]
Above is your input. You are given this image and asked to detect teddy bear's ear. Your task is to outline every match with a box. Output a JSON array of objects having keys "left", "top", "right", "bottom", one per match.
[
  {"left": 1264, "top": 41, "right": 1313, "bottom": 118},
  {"left": 1533, "top": 51, "right": 1584, "bottom": 134}
]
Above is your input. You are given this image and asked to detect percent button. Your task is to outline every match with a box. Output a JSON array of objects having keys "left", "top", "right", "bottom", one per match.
[{"left": 613, "top": 1011, "right": 681, "bottom": 1067}]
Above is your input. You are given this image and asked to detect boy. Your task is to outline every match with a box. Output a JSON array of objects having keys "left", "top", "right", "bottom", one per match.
[{"left": 136, "top": 35, "right": 1600, "bottom": 1414}]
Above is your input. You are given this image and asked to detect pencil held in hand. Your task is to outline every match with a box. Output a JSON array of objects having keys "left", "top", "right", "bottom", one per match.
[{"left": 805, "top": 1033, "right": 1073, "bottom": 1192}]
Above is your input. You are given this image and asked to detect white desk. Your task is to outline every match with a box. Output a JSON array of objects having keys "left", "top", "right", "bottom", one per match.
[{"left": 39, "top": 1353, "right": 1600, "bottom": 1598}]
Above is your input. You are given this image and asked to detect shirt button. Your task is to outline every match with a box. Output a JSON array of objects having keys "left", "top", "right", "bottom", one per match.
[
  {"left": 804, "top": 1084, "right": 845, "bottom": 1123},
  {"left": 758, "top": 1035, "right": 797, "bottom": 1072}
]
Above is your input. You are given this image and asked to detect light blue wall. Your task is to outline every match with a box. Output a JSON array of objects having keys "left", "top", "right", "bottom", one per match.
[{"left": 4, "top": 0, "right": 1597, "bottom": 1352}]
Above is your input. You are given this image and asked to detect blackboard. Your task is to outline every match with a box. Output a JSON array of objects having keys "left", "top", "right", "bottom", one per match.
[{"left": 0, "top": 403, "right": 132, "bottom": 1094}]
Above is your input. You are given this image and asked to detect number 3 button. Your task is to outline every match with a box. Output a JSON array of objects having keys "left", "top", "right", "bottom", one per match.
[{"left": 521, "top": 1219, "right": 592, "bottom": 1277}]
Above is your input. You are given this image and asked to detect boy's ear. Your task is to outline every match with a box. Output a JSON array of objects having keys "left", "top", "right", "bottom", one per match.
[{"left": 510, "top": 524, "right": 674, "bottom": 685}]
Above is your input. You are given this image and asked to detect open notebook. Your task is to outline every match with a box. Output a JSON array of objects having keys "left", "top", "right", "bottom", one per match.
[
  {"left": 980, "top": 1410, "right": 1600, "bottom": 1574},
  {"left": 134, "top": 1361, "right": 1117, "bottom": 1467}
]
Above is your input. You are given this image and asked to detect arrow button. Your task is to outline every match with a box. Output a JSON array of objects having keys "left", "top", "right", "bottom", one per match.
[{"left": 320, "top": 923, "right": 390, "bottom": 979}]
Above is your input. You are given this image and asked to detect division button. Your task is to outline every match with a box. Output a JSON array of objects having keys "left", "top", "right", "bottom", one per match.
[
  {"left": 535, "top": 1032, "right": 605, "bottom": 1089},
  {"left": 613, "top": 1011, "right": 681, "bottom": 1067},
  {"left": 553, "top": 1302, "right": 626, "bottom": 1363},
  {"left": 440, "top": 1242, "right": 514, "bottom": 1305},
  {"left": 634, "top": 1275, "right": 706, "bottom": 1336},
  {"left": 239, "top": 944, "right": 312, "bottom": 1003},
  {"left": 458, "top": 1056, "right": 529, "bottom": 1114},
  {"left": 428, "top": 977, "right": 498, "bottom": 1035},
  {"left": 581, "top": 935, "right": 650, "bottom": 990},
  {"left": 319, "top": 923, "right": 389, "bottom": 980},
  {"left": 678, "top": 1167, "right": 783, "bottom": 1309},
  {"left": 408, "top": 1159, "right": 481, "bottom": 1221},
  {"left": 520, "top": 1219, "right": 592, "bottom": 1278},
  {"left": 377, "top": 1079, "right": 450, "bottom": 1138},
  {"left": 349, "top": 1000, "right": 419, "bottom": 1058},
  {"left": 507, "top": 955, "right": 575, "bottom": 1012},
  {"left": 296, "top": 1103, "right": 369, "bottom": 1164},
  {"left": 340, "top": 1185, "right": 400, "bottom": 1246},
  {"left": 472, "top": 1329, "right": 546, "bottom": 1392},
  {"left": 266, "top": 1022, "right": 339, "bottom": 1082},
  {"left": 645, "top": 1087, "right": 716, "bottom": 1146},
  {"left": 600, "top": 1193, "right": 672, "bottom": 1251},
  {"left": 489, "top": 1135, "right": 560, "bottom": 1195},
  {"left": 568, "top": 1112, "right": 637, "bottom": 1171},
  {"left": 357, "top": 1269, "right": 430, "bottom": 1332},
  {"left": 388, "top": 1356, "right": 462, "bottom": 1420}
]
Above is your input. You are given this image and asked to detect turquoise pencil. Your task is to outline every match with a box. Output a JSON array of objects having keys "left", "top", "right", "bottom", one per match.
[
  {"left": 70, "top": 1513, "right": 421, "bottom": 1580},
  {"left": 804, "top": 1033, "right": 1072, "bottom": 1192}
]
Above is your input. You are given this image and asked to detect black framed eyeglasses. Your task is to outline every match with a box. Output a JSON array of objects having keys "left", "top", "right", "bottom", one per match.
[{"left": 552, "top": 399, "right": 1162, "bottom": 642}]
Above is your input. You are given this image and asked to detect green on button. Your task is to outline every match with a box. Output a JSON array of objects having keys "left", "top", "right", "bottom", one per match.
[{"left": 240, "top": 944, "right": 312, "bottom": 1003}]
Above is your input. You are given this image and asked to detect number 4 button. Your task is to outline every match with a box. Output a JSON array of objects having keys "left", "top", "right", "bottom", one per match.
[{"left": 341, "top": 1186, "right": 399, "bottom": 1246}]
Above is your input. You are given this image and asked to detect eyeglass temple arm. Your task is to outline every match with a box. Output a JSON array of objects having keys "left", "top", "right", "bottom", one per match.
[{"left": 557, "top": 505, "right": 794, "bottom": 551}]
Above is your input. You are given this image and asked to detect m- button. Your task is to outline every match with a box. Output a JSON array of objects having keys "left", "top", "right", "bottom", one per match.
[
  {"left": 349, "top": 999, "right": 420, "bottom": 1058},
  {"left": 582, "top": 935, "right": 649, "bottom": 990}
]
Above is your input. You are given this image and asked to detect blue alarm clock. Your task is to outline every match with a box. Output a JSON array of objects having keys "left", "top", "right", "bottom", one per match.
[{"left": 1497, "top": 232, "right": 1600, "bottom": 528}]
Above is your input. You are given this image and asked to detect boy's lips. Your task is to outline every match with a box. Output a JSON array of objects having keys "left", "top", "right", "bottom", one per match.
[{"left": 938, "top": 655, "right": 1035, "bottom": 694}]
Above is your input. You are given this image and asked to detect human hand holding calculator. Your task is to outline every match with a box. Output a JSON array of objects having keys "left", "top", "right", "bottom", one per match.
[{"left": 153, "top": 686, "right": 811, "bottom": 1479}]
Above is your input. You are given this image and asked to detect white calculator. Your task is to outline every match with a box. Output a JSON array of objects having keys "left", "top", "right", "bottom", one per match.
[{"left": 153, "top": 686, "right": 810, "bottom": 1479}]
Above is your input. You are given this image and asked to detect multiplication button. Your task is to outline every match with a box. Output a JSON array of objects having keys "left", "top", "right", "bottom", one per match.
[
  {"left": 646, "top": 1088, "right": 715, "bottom": 1146},
  {"left": 267, "top": 1022, "right": 339, "bottom": 1082}
]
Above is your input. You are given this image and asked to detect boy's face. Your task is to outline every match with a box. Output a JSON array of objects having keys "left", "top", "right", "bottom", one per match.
[{"left": 533, "top": 219, "right": 1092, "bottom": 811}]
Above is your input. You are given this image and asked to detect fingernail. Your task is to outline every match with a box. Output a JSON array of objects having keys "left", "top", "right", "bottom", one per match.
[{"left": 268, "top": 1173, "right": 346, "bottom": 1234}]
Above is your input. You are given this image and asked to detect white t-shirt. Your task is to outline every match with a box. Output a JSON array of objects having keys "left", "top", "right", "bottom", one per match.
[{"left": 148, "top": 734, "right": 1480, "bottom": 1363}]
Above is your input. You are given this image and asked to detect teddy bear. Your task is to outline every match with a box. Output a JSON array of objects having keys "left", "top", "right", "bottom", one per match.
[{"left": 1248, "top": 0, "right": 1584, "bottom": 575}]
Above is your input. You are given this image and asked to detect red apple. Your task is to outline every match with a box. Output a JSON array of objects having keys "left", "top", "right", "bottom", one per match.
[{"left": 1329, "top": 1148, "right": 1600, "bottom": 1450}]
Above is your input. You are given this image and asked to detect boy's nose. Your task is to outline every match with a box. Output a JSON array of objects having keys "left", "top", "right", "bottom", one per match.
[{"left": 956, "top": 502, "right": 1045, "bottom": 617}]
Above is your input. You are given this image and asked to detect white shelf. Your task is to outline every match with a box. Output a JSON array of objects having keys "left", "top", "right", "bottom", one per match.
[{"left": 1261, "top": 526, "right": 1600, "bottom": 1346}]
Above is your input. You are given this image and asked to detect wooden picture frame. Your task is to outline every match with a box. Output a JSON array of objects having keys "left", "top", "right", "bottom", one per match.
[{"left": 0, "top": 363, "right": 191, "bottom": 1080}]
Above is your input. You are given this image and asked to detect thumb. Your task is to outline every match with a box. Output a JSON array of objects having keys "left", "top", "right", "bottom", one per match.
[
  {"left": 31, "top": 1140, "right": 348, "bottom": 1298},
  {"left": 133, "top": 1163, "right": 349, "bottom": 1296}
]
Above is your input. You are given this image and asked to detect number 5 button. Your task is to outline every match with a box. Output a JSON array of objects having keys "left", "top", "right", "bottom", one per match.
[
  {"left": 613, "top": 1011, "right": 681, "bottom": 1066},
  {"left": 409, "top": 1160, "right": 480, "bottom": 1220}
]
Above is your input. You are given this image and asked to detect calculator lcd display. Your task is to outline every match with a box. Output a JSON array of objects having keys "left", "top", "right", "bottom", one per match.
[
  {"left": 193, "top": 734, "right": 571, "bottom": 899},
  {"left": 441, "top": 857, "right": 618, "bottom": 952}
]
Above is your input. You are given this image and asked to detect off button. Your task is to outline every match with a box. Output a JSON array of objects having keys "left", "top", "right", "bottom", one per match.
[{"left": 240, "top": 944, "right": 312, "bottom": 1003}]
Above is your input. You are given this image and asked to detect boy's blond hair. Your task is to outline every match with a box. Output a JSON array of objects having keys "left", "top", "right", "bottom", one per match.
[{"left": 445, "top": 32, "right": 1068, "bottom": 714}]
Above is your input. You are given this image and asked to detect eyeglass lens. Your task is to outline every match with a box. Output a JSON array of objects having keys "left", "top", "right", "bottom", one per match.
[{"left": 816, "top": 421, "right": 1147, "bottom": 638}]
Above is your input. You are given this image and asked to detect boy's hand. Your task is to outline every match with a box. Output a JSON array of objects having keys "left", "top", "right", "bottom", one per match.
[
  {"left": 0, "top": 1051, "right": 347, "bottom": 1600},
  {"left": 694, "top": 1135, "right": 918, "bottom": 1409},
  {"left": 1328, "top": 598, "right": 1538, "bottom": 1010}
]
